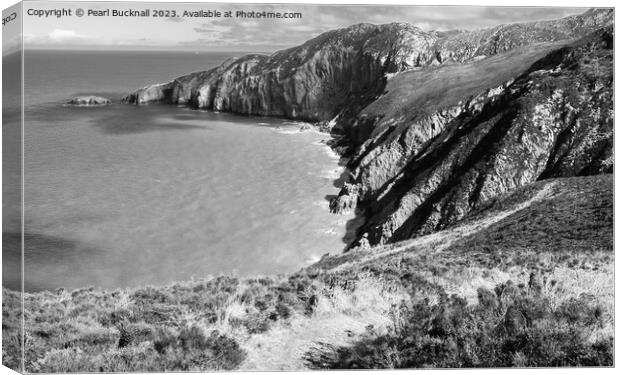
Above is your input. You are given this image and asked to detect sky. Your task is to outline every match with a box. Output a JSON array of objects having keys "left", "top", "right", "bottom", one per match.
[{"left": 2, "top": 0, "right": 597, "bottom": 53}]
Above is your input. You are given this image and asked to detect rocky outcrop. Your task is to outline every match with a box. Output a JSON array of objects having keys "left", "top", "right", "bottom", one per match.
[
  {"left": 123, "top": 9, "right": 613, "bottom": 248},
  {"left": 121, "top": 83, "right": 174, "bottom": 105},
  {"left": 67, "top": 96, "right": 111, "bottom": 106},
  {"left": 329, "top": 182, "right": 360, "bottom": 214}
]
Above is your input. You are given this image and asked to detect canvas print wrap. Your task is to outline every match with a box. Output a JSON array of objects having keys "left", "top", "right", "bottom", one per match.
[{"left": 1, "top": 1, "right": 614, "bottom": 372}]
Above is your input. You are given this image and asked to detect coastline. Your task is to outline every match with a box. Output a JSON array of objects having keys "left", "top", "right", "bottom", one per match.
[{"left": 3, "top": 7, "right": 614, "bottom": 371}]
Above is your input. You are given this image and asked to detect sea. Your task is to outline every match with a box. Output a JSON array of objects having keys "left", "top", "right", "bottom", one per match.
[{"left": 2, "top": 50, "right": 359, "bottom": 292}]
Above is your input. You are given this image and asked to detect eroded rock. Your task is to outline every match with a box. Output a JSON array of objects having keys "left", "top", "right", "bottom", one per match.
[{"left": 67, "top": 96, "right": 111, "bottom": 106}]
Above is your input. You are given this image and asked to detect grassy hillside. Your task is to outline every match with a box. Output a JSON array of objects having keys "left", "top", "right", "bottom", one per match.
[
  {"left": 3, "top": 174, "right": 613, "bottom": 371},
  {"left": 304, "top": 175, "right": 613, "bottom": 368},
  {"left": 362, "top": 41, "right": 570, "bottom": 127}
]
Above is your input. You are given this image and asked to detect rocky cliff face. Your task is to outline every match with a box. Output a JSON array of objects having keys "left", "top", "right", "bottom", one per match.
[
  {"left": 342, "top": 27, "right": 613, "bottom": 246},
  {"left": 123, "top": 23, "right": 438, "bottom": 121},
  {"left": 124, "top": 9, "right": 614, "bottom": 248}
]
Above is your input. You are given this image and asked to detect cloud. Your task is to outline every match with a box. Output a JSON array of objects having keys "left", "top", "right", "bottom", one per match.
[
  {"left": 185, "top": 10, "right": 327, "bottom": 49},
  {"left": 193, "top": 27, "right": 220, "bottom": 34},
  {"left": 182, "top": 5, "right": 587, "bottom": 51},
  {"left": 23, "top": 29, "right": 90, "bottom": 47},
  {"left": 480, "top": 7, "right": 588, "bottom": 24},
  {"left": 48, "top": 29, "right": 86, "bottom": 42},
  {"left": 21, "top": 5, "right": 590, "bottom": 51}
]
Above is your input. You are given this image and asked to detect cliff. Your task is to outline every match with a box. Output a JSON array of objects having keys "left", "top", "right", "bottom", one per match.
[
  {"left": 340, "top": 27, "right": 613, "bottom": 246},
  {"left": 123, "top": 9, "right": 614, "bottom": 247},
  {"left": 122, "top": 22, "right": 438, "bottom": 120}
]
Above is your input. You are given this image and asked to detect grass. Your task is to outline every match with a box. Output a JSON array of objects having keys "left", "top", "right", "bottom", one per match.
[
  {"left": 305, "top": 174, "right": 614, "bottom": 368},
  {"left": 445, "top": 175, "right": 613, "bottom": 270},
  {"left": 2, "top": 271, "right": 412, "bottom": 372},
  {"left": 303, "top": 278, "right": 613, "bottom": 368},
  {"left": 357, "top": 40, "right": 573, "bottom": 143}
]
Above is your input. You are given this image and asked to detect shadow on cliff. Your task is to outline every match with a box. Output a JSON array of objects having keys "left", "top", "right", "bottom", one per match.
[{"left": 323, "top": 136, "right": 367, "bottom": 248}]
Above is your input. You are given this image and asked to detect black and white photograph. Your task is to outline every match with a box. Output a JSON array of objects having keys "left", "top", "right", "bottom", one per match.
[{"left": 1, "top": 0, "right": 615, "bottom": 372}]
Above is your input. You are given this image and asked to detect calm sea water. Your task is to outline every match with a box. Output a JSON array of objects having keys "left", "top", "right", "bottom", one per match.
[{"left": 3, "top": 50, "right": 356, "bottom": 292}]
